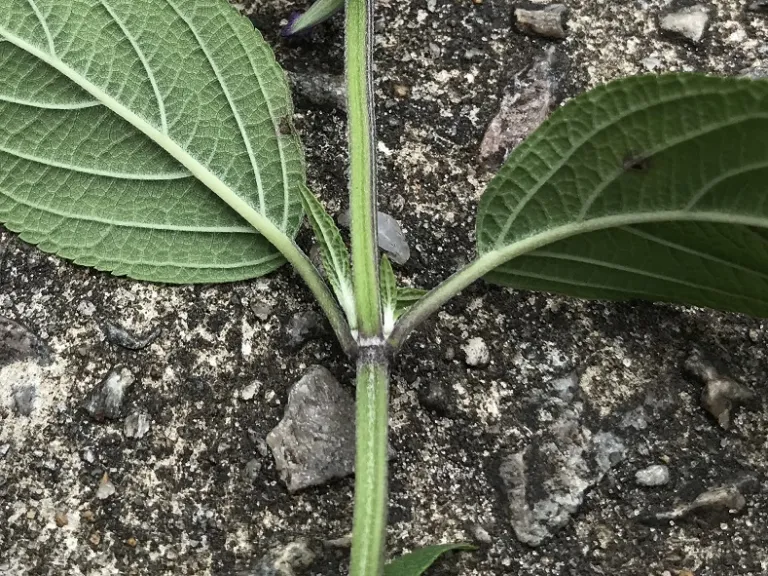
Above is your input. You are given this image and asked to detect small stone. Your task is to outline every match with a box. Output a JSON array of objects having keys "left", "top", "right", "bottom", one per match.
[
  {"left": 124, "top": 411, "right": 151, "bottom": 439},
  {"left": 0, "top": 444, "right": 9, "bottom": 458},
  {"left": 462, "top": 337, "right": 489, "bottom": 368},
  {"left": 54, "top": 510, "right": 68, "bottom": 527},
  {"left": 685, "top": 350, "right": 757, "bottom": 429},
  {"left": 251, "top": 302, "right": 273, "bottom": 321},
  {"left": 246, "top": 539, "right": 316, "bottom": 576},
  {"left": 651, "top": 485, "right": 747, "bottom": 523},
  {"left": 287, "top": 71, "right": 346, "bottom": 110},
  {"left": 635, "top": 464, "right": 670, "bottom": 487},
  {"left": 89, "top": 532, "right": 101, "bottom": 546},
  {"left": 126, "top": 537, "right": 137, "bottom": 548},
  {"left": 471, "top": 524, "right": 493, "bottom": 544},
  {"left": 12, "top": 384, "right": 37, "bottom": 416},
  {"left": 77, "top": 300, "right": 96, "bottom": 317},
  {"left": 660, "top": 5, "right": 709, "bottom": 43},
  {"left": 339, "top": 210, "right": 410, "bottom": 265},
  {"left": 244, "top": 458, "right": 262, "bottom": 480},
  {"left": 84, "top": 367, "right": 134, "bottom": 421},
  {"left": 96, "top": 473, "right": 116, "bottom": 500},
  {"left": 393, "top": 83, "right": 410, "bottom": 98},
  {"left": 267, "top": 366, "right": 356, "bottom": 492},
  {"left": 81, "top": 510, "right": 95, "bottom": 522},
  {"left": 0, "top": 316, "right": 49, "bottom": 365},
  {"left": 620, "top": 407, "right": 648, "bottom": 430},
  {"left": 240, "top": 382, "right": 259, "bottom": 401},
  {"left": 103, "top": 321, "right": 160, "bottom": 350},
  {"left": 285, "top": 311, "right": 323, "bottom": 349},
  {"left": 514, "top": 4, "right": 568, "bottom": 39}
]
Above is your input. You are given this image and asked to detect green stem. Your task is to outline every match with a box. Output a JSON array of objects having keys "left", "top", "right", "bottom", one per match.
[
  {"left": 346, "top": 0, "right": 382, "bottom": 338},
  {"left": 350, "top": 349, "right": 390, "bottom": 576}
]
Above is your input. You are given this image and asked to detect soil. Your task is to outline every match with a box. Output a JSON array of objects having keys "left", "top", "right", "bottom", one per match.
[{"left": 2, "top": 1, "right": 768, "bottom": 575}]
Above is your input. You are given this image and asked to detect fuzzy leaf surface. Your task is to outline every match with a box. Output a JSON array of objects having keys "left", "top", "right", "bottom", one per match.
[
  {"left": 384, "top": 543, "right": 476, "bottom": 576},
  {"left": 0, "top": 0, "right": 304, "bottom": 283},
  {"left": 477, "top": 74, "right": 768, "bottom": 316}
]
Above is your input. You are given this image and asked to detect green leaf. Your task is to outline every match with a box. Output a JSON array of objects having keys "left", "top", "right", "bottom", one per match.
[
  {"left": 299, "top": 184, "right": 356, "bottom": 328},
  {"left": 281, "top": 0, "right": 344, "bottom": 37},
  {"left": 384, "top": 543, "right": 476, "bottom": 576},
  {"left": 476, "top": 74, "right": 768, "bottom": 317},
  {"left": 380, "top": 254, "right": 397, "bottom": 335},
  {"left": 395, "top": 287, "right": 427, "bottom": 319},
  {"left": 0, "top": 0, "right": 304, "bottom": 283}
]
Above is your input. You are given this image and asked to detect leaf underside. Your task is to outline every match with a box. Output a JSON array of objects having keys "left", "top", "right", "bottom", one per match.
[
  {"left": 0, "top": 0, "right": 304, "bottom": 283},
  {"left": 477, "top": 74, "right": 768, "bottom": 317},
  {"left": 384, "top": 543, "right": 476, "bottom": 576}
]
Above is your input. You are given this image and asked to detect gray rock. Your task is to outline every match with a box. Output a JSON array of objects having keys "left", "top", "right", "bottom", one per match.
[
  {"left": 500, "top": 373, "right": 626, "bottom": 546},
  {"left": 339, "top": 210, "right": 410, "bottom": 265},
  {"left": 685, "top": 350, "right": 757, "bottom": 429},
  {"left": 747, "top": 0, "right": 768, "bottom": 12},
  {"left": 243, "top": 539, "right": 316, "bottom": 576},
  {"left": 267, "top": 366, "right": 356, "bottom": 492},
  {"left": 244, "top": 459, "right": 262, "bottom": 480},
  {"left": 84, "top": 367, "right": 134, "bottom": 421},
  {"left": 660, "top": 5, "right": 709, "bottom": 43},
  {"left": 480, "top": 47, "right": 559, "bottom": 161},
  {"left": 620, "top": 407, "right": 648, "bottom": 430},
  {"left": 285, "top": 311, "right": 323, "bottom": 349},
  {"left": 651, "top": 485, "right": 746, "bottom": 523},
  {"left": 11, "top": 384, "right": 36, "bottom": 416},
  {"left": 0, "top": 444, "right": 9, "bottom": 458},
  {"left": 287, "top": 71, "right": 346, "bottom": 111},
  {"left": 740, "top": 65, "right": 768, "bottom": 79},
  {"left": 77, "top": 299, "right": 96, "bottom": 317},
  {"left": 462, "top": 337, "right": 489, "bottom": 368},
  {"left": 240, "top": 382, "right": 259, "bottom": 401},
  {"left": 124, "top": 411, "right": 150, "bottom": 439},
  {"left": 514, "top": 4, "right": 568, "bottom": 39},
  {"left": 635, "top": 464, "right": 670, "bottom": 487},
  {"left": 0, "top": 316, "right": 48, "bottom": 366},
  {"left": 251, "top": 302, "right": 273, "bottom": 321},
  {"left": 103, "top": 321, "right": 160, "bottom": 350},
  {"left": 96, "top": 474, "right": 116, "bottom": 500}
]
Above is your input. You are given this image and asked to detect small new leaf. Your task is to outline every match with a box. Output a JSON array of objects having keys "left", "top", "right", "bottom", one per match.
[
  {"left": 380, "top": 254, "right": 397, "bottom": 336},
  {"left": 395, "top": 287, "right": 428, "bottom": 319},
  {"left": 384, "top": 543, "right": 476, "bottom": 576},
  {"left": 298, "top": 184, "right": 356, "bottom": 329},
  {"left": 281, "top": 0, "right": 344, "bottom": 36}
]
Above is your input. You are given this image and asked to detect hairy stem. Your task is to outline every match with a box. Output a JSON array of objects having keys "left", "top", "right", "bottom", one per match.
[
  {"left": 350, "top": 348, "right": 390, "bottom": 576},
  {"left": 346, "top": 0, "right": 382, "bottom": 338}
]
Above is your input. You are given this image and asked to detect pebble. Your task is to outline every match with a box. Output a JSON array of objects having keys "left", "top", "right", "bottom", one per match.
[
  {"left": 339, "top": 210, "right": 411, "bottom": 265},
  {"left": 514, "top": 4, "right": 568, "bottom": 39},
  {"left": 124, "top": 411, "right": 151, "bottom": 439},
  {"left": 462, "top": 337, "right": 489, "bottom": 368},
  {"left": 12, "top": 384, "right": 37, "bottom": 416},
  {"left": 77, "top": 300, "right": 96, "bottom": 317},
  {"left": 659, "top": 5, "right": 709, "bottom": 43},
  {"left": 635, "top": 464, "right": 670, "bottom": 487},
  {"left": 267, "top": 366, "right": 356, "bottom": 492},
  {"left": 96, "top": 473, "right": 116, "bottom": 500},
  {"left": 0, "top": 316, "right": 49, "bottom": 365},
  {"left": 685, "top": 350, "right": 757, "bottom": 429},
  {"left": 650, "top": 484, "right": 747, "bottom": 523},
  {"left": 54, "top": 510, "right": 68, "bottom": 527},
  {"left": 620, "top": 407, "right": 648, "bottom": 430},
  {"left": 84, "top": 367, "right": 134, "bottom": 421},
  {"left": 244, "top": 458, "right": 262, "bottom": 480},
  {"left": 240, "top": 382, "right": 259, "bottom": 401},
  {"left": 245, "top": 539, "right": 316, "bottom": 576},
  {"left": 103, "top": 321, "right": 160, "bottom": 350},
  {"left": 0, "top": 444, "right": 9, "bottom": 458},
  {"left": 251, "top": 302, "right": 273, "bottom": 321}
]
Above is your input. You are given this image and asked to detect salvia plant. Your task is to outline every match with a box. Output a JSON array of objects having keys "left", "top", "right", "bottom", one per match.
[{"left": 1, "top": 0, "right": 767, "bottom": 574}]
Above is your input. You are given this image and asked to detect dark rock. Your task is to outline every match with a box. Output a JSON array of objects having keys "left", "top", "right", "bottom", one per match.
[
  {"left": 514, "top": 4, "right": 568, "bottom": 39},
  {"left": 339, "top": 210, "right": 410, "bottom": 265},
  {"left": 84, "top": 367, "right": 134, "bottom": 421},
  {"left": 500, "top": 372, "right": 626, "bottom": 546},
  {"left": 12, "top": 384, "right": 36, "bottom": 416},
  {"left": 103, "top": 322, "right": 160, "bottom": 350},
  {"left": 266, "top": 366, "right": 356, "bottom": 492},
  {"left": 287, "top": 71, "right": 346, "bottom": 111},
  {"left": 480, "top": 47, "right": 559, "bottom": 161},
  {"left": 659, "top": 5, "right": 709, "bottom": 43},
  {"left": 0, "top": 316, "right": 49, "bottom": 366},
  {"left": 685, "top": 350, "right": 757, "bottom": 429},
  {"left": 285, "top": 311, "right": 324, "bottom": 349}
]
